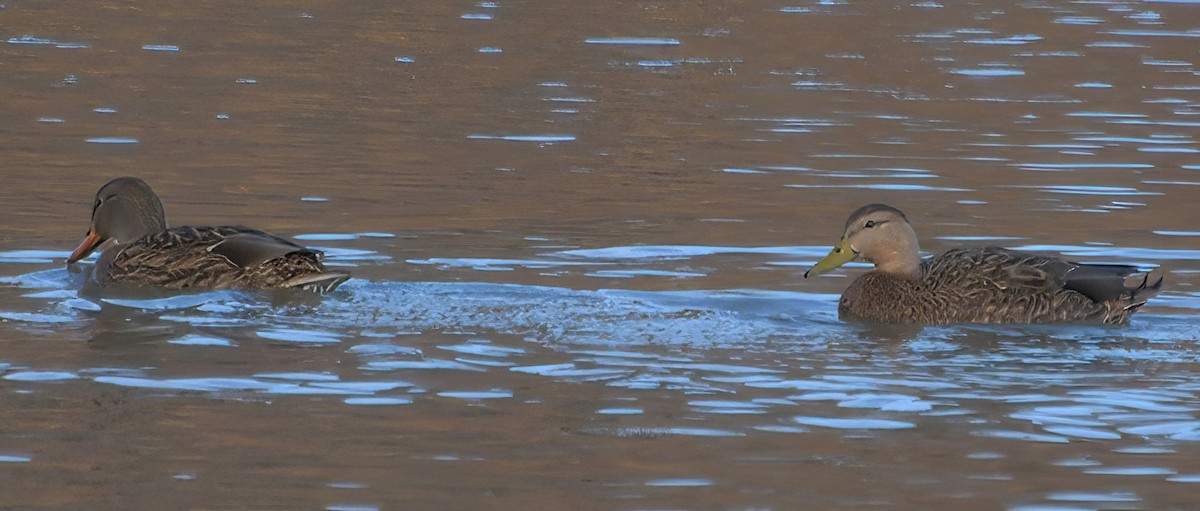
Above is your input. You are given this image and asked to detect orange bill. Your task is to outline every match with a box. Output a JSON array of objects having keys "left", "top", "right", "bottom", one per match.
[{"left": 67, "top": 229, "right": 104, "bottom": 264}]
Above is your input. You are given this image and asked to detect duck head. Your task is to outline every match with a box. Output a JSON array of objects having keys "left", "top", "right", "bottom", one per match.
[
  {"left": 67, "top": 177, "right": 167, "bottom": 264},
  {"left": 804, "top": 203, "right": 922, "bottom": 279}
]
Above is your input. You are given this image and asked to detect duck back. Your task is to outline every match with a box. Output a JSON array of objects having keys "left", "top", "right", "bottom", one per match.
[{"left": 99, "top": 226, "right": 343, "bottom": 291}]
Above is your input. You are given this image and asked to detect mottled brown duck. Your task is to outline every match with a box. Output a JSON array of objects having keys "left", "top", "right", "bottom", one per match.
[
  {"left": 66, "top": 177, "right": 349, "bottom": 293},
  {"left": 804, "top": 204, "right": 1163, "bottom": 325}
]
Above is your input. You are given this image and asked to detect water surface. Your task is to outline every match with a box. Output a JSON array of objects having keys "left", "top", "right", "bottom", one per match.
[{"left": 3, "top": 0, "right": 1200, "bottom": 509}]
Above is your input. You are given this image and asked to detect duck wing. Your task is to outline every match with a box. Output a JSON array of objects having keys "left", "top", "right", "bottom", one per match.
[
  {"left": 207, "top": 231, "right": 312, "bottom": 268},
  {"left": 935, "top": 247, "right": 1163, "bottom": 304},
  {"left": 928, "top": 248, "right": 1061, "bottom": 292},
  {"left": 208, "top": 229, "right": 350, "bottom": 292}
]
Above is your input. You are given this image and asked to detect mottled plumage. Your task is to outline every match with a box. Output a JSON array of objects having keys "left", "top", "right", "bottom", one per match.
[
  {"left": 68, "top": 177, "right": 348, "bottom": 293},
  {"left": 100, "top": 226, "right": 343, "bottom": 291},
  {"left": 838, "top": 247, "right": 1161, "bottom": 324},
  {"left": 806, "top": 204, "right": 1163, "bottom": 325}
]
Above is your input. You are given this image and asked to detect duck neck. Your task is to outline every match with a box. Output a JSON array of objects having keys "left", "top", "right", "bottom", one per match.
[{"left": 868, "top": 223, "right": 922, "bottom": 280}]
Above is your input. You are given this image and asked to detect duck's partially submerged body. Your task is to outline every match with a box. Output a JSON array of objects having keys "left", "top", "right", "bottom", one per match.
[
  {"left": 93, "top": 225, "right": 347, "bottom": 292},
  {"left": 67, "top": 177, "right": 348, "bottom": 293},
  {"left": 806, "top": 204, "right": 1162, "bottom": 325},
  {"left": 836, "top": 246, "right": 1161, "bottom": 325}
]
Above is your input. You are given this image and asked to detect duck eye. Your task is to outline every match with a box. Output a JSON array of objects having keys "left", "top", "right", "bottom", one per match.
[{"left": 864, "top": 220, "right": 876, "bottom": 228}]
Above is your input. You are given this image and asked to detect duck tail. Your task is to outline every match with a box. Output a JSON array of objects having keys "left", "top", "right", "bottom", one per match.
[
  {"left": 1125, "top": 267, "right": 1165, "bottom": 297},
  {"left": 1117, "top": 267, "right": 1165, "bottom": 313},
  {"left": 1064, "top": 264, "right": 1164, "bottom": 303},
  {"left": 281, "top": 272, "right": 351, "bottom": 293}
]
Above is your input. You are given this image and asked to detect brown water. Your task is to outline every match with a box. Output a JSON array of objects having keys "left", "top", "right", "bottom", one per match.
[{"left": 3, "top": 0, "right": 1200, "bottom": 509}]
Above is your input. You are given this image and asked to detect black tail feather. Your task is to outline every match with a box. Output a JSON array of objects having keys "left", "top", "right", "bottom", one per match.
[{"left": 1064, "top": 264, "right": 1163, "bottom": 304}]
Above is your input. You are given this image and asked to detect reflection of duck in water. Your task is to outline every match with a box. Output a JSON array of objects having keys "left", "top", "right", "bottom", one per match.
[
  {"left": 805, "top": 204, "right": 1163, "bottom": 325},
  {"left": 66, "top": 177, "right": 348, "bottom": 293}
]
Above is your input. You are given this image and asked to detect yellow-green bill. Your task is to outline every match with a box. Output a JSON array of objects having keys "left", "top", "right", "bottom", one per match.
[{"left": 804, "top": 238, "right": 856, "bottom": 278}]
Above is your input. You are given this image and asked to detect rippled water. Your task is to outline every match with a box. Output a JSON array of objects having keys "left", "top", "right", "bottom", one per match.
[{"left": 4, "top": 0, "right": 1200, "bottom": 509}]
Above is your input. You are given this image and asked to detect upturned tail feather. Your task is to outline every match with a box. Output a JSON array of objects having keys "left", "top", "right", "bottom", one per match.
[
  {"left": 1119, "top": 267, "right": 1165, "bottom": 313},
  {"left": 1063, "top": 264, "right": 1163, "bottom": 304}
]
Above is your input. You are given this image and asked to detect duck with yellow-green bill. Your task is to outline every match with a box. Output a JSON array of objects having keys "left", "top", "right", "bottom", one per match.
[{"left": 804, "top": 203, "right": 1163, "bottom": 325}]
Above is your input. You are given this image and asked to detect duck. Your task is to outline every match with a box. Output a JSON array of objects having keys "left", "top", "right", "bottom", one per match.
[
  {"left": 803, "top": 203, "right": 1163, "bottom": 325},
  {"left": 66, "top": 177, "right": 349, "bottom": 293}
]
